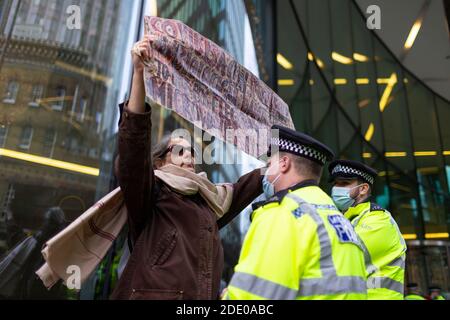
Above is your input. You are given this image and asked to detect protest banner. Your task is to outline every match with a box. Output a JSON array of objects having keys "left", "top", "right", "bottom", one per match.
[{"left": 143, "top": 16, "right": 294, "bottom": 158}]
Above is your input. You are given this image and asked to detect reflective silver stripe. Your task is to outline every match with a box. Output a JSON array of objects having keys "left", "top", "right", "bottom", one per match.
[
  {"left": 299, "top": 276, "right": 367, "bottom": 296},
  {"left": 348, "top": 209, "right": 378, "bottom": 275},
  {"left": 352, "top": 208, "right": 405, "bottom": 276},
  {"left": 389, "top": 216, "right": 407, "bottom": 248},
  {"left": 286, "top": 193, "right": 336, "bottom": 277},
  {"left": 387, "top": 256, "right": 406, "bottom": 269},
  {"left": 351, "top": 209, "right": 370, "bottom": 227},
  {"left": 310, "top": 204, "right": 338, "bottom": 211},
  {"left": 367, "top": 277, "right": 404, "bottom": 294},
  {"left": 356, "top": 233, "right": 378, "bottom": 275},
  {"left": 229, "top": 272, "right": 298, "bottom": 300}
]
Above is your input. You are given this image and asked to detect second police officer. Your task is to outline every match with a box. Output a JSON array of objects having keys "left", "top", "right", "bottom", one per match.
[{"left": 328, "top": 160, "right": 406, "bottom": 300}]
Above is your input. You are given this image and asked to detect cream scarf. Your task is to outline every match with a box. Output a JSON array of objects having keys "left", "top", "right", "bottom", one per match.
[
  {"left": 154, "top": 164, "right": 233, "bottom": 218},
  {"left": 36, "top": 164, "right": 233, "bottom": 289}
]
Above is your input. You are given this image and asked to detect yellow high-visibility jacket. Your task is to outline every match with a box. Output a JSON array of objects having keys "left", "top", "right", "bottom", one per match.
[
  {"left": 226, "top": 183, "right": 368, "bottom": 300},
  {"left": 404, "top": 294, "right": 426, "bottom": 300},
  {"left": 344, "top": 202, "right": 406, "bottom": 300}
]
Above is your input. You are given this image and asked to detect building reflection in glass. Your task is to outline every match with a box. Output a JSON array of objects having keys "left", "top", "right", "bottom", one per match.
[{"left": 0, "top": 0, "right": 138, "bottom": 299}]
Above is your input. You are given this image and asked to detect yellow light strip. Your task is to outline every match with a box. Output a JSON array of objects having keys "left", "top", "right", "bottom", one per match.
[
  {"left": 54, "top": 61, "right": 112, "bottom": 86},
  {"left": 364, "top": 123, "right": 375, "bottom": 142},
  {"left": 379, "top": 73, "right": 397, "bottom": 112},
  {"left": 390, "top": 182, "right": 411, "bottom": 193},
  {"left": 277, "top": 53, "right": 293, "bottom": 70},
  {"left": 362, "top": 152, "right": 372, "bottom": 158},
  {"left": 404, "top": 20, "right": 422, "bottom": 49},
  {"left": 385, "top": 151, "right": 407, "bottom": 157},
  {"left": 425, "top": 233, "right": 449, "bottom": 239},
  {"left": 401, "top": 233, "right": 450, "bottom": 239},
  {"left": 331, "top": 52, "right": 353, "bottom": 64},
  {"left": 414, "top": 151, "right": 437, "bottom": 156},
  {"left": 379, "top": 171, "right": 397, "bottom": 177},
  {"left": 377, "top": 78, "right": 390, "bottom": 84},
  {"left": 316, "top": 58, "right": 325, "bottom": 69},
  {"left": 0, "top": 148, "right": 99, "bottom": 176},
  {"left": 356, "top": 78, "right": 370, "bottom": 84},
  {"left": 278, "top": 79, "right": 294, "bottom": 86},
  {"left": 381, "top": 151, "right": 441, "bottom": 158},
  {"left": 442, "top": 151, "right": 450, "bottom": 156},
  {"left": 307, "top": 52, "right": 324, "bottom": 68},
  {"left": 38, "top": 96, "right": 74, "bottom": 103},
  {"left": 353, "top": 53, "right": 369, "bottom": 62},
  {"left": 334, "top": 78, "right": 347, "bottom": 85}
]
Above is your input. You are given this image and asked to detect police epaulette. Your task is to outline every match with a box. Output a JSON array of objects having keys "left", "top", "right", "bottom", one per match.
[
  {"left": 251, "top": 196, "right": 280, "bottom": 211},
  {"left": 251, "top": 201, "right": 266, "bottom": 211},
  {"left": 250, "top": 197, "right": 280, "bottom": 223},
  {"left": 370, "top": 202, "right": 385, "bottom": 212}
]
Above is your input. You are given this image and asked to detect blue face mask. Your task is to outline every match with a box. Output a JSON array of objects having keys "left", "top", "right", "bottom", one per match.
[
  {"left": 262, "top": 166, "right": 282, "bottom": 199},
  {"left": 331, "top": 185, "right": 363, "bottom": 212}
]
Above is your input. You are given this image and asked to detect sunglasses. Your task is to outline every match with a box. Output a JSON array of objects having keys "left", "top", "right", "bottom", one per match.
[{"left": 162, "top": 144, "right": 196, "bottom": 158}]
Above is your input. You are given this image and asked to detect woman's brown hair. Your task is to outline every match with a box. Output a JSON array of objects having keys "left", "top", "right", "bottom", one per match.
[{"left": 152, "top": 133, "right": 172, "bottom": 169}]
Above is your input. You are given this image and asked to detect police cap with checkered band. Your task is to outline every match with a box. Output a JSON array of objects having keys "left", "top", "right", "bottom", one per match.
[
  {"left": 267, "top": 125, "right": 334, "bottom": 166},
  {"left": 328, "top": 159, "right": 377, "bottom": 186}
]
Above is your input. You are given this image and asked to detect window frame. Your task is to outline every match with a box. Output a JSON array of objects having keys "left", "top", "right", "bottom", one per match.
[{"left": 3, "top": 80, "right": 20, "bottom": 104}]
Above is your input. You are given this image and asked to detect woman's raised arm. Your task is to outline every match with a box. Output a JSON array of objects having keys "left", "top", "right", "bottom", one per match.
[{"left": 117, "top": 36, "right": 155, "bottom": 244}]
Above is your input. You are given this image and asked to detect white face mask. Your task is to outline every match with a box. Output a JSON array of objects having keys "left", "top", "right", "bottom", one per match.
[{"left": 331, "top": 184, "right": 364, "bottom": 212}]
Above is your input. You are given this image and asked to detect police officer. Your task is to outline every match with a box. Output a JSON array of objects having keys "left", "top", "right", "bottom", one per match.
[
  {"left": 225, "top": 126, "right": 367, "bottom": 300},
  {"left": 329, "top": 159, "right": 406, "bottom": 300},
  {"left": 404, "top": 283, "right": 425, "bottom": 300},
  {"left": 428, "top": 285, "right": 446, "bottom": 300}
]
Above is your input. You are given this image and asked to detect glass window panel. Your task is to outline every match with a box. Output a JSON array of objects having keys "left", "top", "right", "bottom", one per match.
[
  {"left": 330, "top": 0, "right": 360, "bottom": 126},
  {"left": 0, "top": 124, "right": 8, "bottom": 147},
  {"left": 405, "top": 245, "right": 430, "bottom": 294},
  {"left": 336, "top": 106, "right": 363, "bottom": 160},
  {"left": 405, "top": 75, "right": 441, "bottom": 155},
  {"left": 304, "top": 0, "right": 334, "bottom": 86},
  {"left": 386, "top": 164, "right": 419, "bottom": 235},
  {"left": 435, "top": 96, "right": 450, "bottom": 164},
  {"left": 51, "top": 86, "right": 66, "bottom": 111},
  {"left": 42, "top": 127, "right": 56, "bottom": 157},
  {"left": 423, "top": 246, "right": 450, "bottom": 293},
  {"left": 276, "top": 0, "right": 308, "bottom": 108},
  {"left": 404, "top": 73, "right": 449, "bottom": 236},
  {"left": 417, "top": 168, "right": 449, "bottom": 235},
  {"left": 19, "top": 125, "right": 33, "bottom": 150},
  {"left": 3, "top": 80, "right": 19, "bottom": 104},
  {"left": 373, "top": 41, "right": 416, "bottom": 175},
  {"left": 0, "top": 0, "right": 140, "bottom": 300},
  {"left": 350, "top": 3, "right": 384, "bottom": 154},
  {"left": 29, "top": 84, "right": 44, "bottom": 107}
]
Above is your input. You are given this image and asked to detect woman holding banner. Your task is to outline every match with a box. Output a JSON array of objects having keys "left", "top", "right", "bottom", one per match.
[{"left": 110, "top": 35, "right": 263, "bottom": 300}]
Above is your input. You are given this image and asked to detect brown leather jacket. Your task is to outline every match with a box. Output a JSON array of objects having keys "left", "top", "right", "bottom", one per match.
[{"left": 110, "top": 103, "right": 263, "bottom": 300}]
